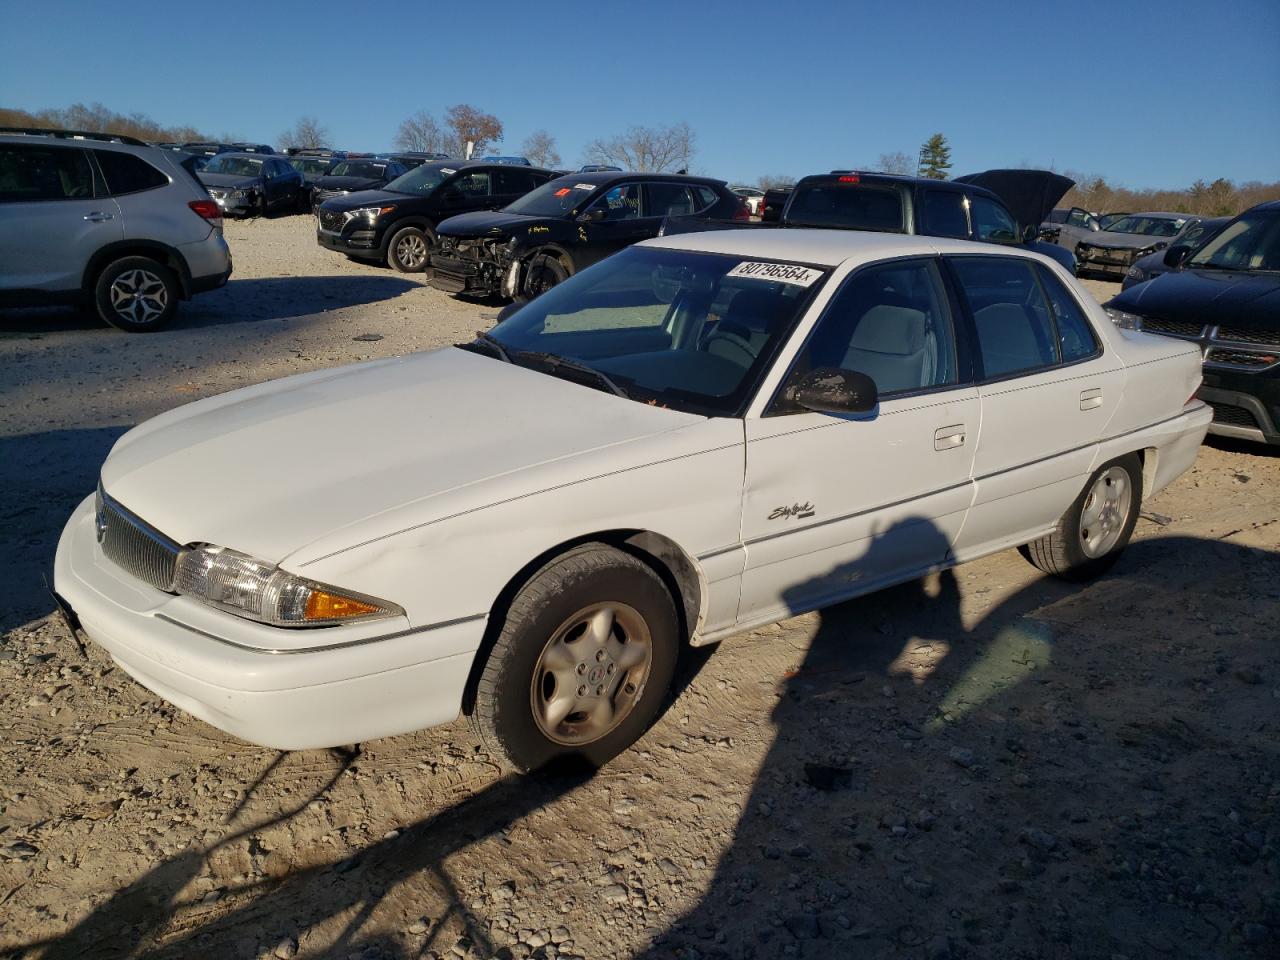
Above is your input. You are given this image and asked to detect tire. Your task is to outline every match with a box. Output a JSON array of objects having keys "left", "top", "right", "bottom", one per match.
[
  {"left": 93, "top": 256, "right": 180, "bottom": 333},
  {"left": 471, "top": 543, "right": 679, "bottom": 773},
  {"left": 1021, "top": 453, "right": 1142, "bottom": 581},
  {"left": 386, "top": 225, "right": 432, "bottom": 273},
  {"left": 520, "top": 253, "right": 568, "bottom": 301},
  {"left": 256, "top": 194, "right": 269, "bottom": 218}
]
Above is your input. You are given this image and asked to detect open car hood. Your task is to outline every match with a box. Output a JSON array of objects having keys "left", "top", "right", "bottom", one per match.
[{"left": 954, "top": 169, "right": 1075, "bottom": 229}]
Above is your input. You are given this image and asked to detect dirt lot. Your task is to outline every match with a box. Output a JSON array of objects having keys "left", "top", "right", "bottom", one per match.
[{"left": 0, "top": 214, "right": 1276, "bottom": 960}]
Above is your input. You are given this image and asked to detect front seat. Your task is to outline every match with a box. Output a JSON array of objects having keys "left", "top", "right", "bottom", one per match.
[{"left": 840, "top": 304, "right": 929, "bottom": 393}]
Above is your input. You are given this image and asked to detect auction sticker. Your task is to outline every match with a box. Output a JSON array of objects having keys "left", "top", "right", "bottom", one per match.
[
  {"left": 727, "top": 261, "right": 823, "bottom": 287},
  {"left": 440, "top": 168, "right": 456, "bottom": 175},
  {"left": 573, "top": 183, "right": 596, "bottom": 190}
]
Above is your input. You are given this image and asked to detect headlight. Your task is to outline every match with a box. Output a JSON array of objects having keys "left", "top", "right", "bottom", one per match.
[
  {"left": 1104, "top": 306, "right": 1143, "bottom": 330},
  {"left": 344, "top": 205, "right": 396, "bottom": 223},
  {"left": 1126, "top": 266, "right": 1145, "bottom": 280},
  {"left": 1134, "top": 245, "right": 1158, "bottom": 260},
  {"left": 173, "top": 545, "right": 403, "bottom": 627},
  {"left": 230, "top": 188, "right": 253, "bottom": 199}
]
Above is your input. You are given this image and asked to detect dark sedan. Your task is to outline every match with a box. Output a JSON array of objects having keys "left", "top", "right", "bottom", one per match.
[
  {"left": 1106, "top": 201, "right": 1280, "bottom": 445},
  {"left": 1122, "top": 216, "right": 1229, "bottom": 289},
  {"left": 197, "top": 152, "right": 304, "bottom": 217},
  {"left": 311, "top": 158, "right": 408, "bottom": 210}
]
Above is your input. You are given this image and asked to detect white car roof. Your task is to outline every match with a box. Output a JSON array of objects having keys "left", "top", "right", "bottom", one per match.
[{"left": 644, "top": 227, "right": 1032, "bottom": 269}]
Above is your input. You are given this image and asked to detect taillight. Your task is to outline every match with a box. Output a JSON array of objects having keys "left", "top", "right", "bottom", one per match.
[
  {"left": 732, "top": 199, "right": 751, "bottom": 221},
  {"left": 188, "top": 199, "right": 223, "bottom": 226}
]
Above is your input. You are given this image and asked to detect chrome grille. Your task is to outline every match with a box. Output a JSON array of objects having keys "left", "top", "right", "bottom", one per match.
[
  {"left": 96, "top": 486, "right": 181, "bottom": 592},
  {"left": 1140, "top": 317, "right": 1207, "bottom": 339},
  {"left": 1214, "top": 326, "right": 1280, "bottom": 348},
  {"left": 318, "top": 209, "right": 345, "bottom": 232}
]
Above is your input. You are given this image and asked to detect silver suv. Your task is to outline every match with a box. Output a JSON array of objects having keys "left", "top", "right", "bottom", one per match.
[{"left": 0, "top": 128, "right": 232, "bottom": 332}]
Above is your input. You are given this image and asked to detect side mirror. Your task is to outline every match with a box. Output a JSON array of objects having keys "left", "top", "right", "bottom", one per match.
[
  {"left": 1021, "top": 224, "right": 1038, "bottom": 244},
  {"left": 1162, "top": 244, "right": 1192, "bottom": 268},
  {"left": 581, "top": 207, "right": 605, "bottom": 223},
  {"left": 787, "top": 367, "right": 878, "bottom": 415}
]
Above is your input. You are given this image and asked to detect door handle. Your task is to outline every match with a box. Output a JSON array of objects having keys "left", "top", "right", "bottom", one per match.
[
  {"left": 934, "top": 425, "right": 966, "bottom": 451},
  {"left": 1079, "top": 387, "right": 1103, "bottom": 411},
  {"left": 82, "top": 212, "right": 115, "bottom": 222}
]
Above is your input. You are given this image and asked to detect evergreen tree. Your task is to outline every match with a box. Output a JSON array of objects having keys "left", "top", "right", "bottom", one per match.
[{"left": 917, "top": 133, "right": 952, "bottom": 180}]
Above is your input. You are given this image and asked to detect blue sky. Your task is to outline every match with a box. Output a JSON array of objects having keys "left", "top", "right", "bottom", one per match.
[{"left": 2, "top": 0, "right": 1277, "bottom": 189}]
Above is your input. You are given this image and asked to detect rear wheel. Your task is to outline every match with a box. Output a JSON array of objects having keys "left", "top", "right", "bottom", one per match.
[
  {"left": 93, "top": 256, "right": 180, "bottom": 333},
  {"left": 519, "top": 253, "right": 568, "bottom": 301},
  {"left": 387, "top": 226, "right": 432, "bottom": 272},
  {"left": 1021, "top": 453, "right": 1142, "bottom": 581},
  {"left": 471, "top": 543, "right": 679, "bottom": 772}
]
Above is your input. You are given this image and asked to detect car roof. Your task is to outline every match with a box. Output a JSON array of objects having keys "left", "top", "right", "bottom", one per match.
[
  {"left": 414, "top": 159, "right": 555, "bottom": 174},
  {"left": 208, "top": 152, "right": 273, "bottom": 161},
  {"left": 554, "top": 171, "right": 724, "bottom": 187},
  {"left": 644, "top": 227, "right": 1046, "bottom": 268},
  {"left": 1117, "top": 211, "right": 1187, "bottom": 219}
]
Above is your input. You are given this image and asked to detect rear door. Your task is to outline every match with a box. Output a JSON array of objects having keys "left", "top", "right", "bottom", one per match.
[
  {"left": 945, "top": 255, "right": 1123, "bottom": 559},
  {"left": 451, "top": 169, "right": 497, "bottom": 214},
  {"left": 494, "top": 167, "right": 538, "bottom": 207},
  {"left": 0, "top": 142, "right": 122, "bottom": 294}
]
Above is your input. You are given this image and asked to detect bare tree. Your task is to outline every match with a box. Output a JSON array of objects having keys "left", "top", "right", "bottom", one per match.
[
  {"left": 875, "top": 151, "right": 915, "bottom": 175},
  {"left": 756, "top": 174, "right": 796, "bottom": 191},
  {"left": 521, "top": 130, "right": 561, "bottom": 168},
  {"left": 445, "top": 104, "right": 503, "bottom": 158},
  {"left": 279, "top": 116, "right": 329, "bottom": 151},
  {"left": 394, "top": 111, "right": 448, "bottom": 153},
  {"left": 583, "top": 122, "right": 695, "bottom": 173}
]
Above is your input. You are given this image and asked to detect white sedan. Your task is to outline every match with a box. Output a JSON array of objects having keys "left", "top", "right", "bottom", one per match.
[{"left": 55, "top": 230, "right": 1211, "bottom": 771}]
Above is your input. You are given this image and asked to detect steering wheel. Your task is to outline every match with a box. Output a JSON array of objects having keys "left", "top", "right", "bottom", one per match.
[{"left": 702, "top": 321, "right": 758, "bottom": 367}]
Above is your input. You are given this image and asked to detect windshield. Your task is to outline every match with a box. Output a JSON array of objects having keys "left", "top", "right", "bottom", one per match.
[
  {"left": 1187, "top": 211, "right": 1280, "bottom": 272},
  {"left": 1103, "top": 215, "right": 1184, "bottom": 237},
  {"left": 481, "top": 246, "right": 828, "bottom": 416},
  {"left": 330, "top": 160, "right": 387, "bottom": 179},
  {"left": 202, "top": 156, "right": 262, "bottom": 177},
  {"left": 505, "top": 179, "right": 599, "bottom": 217},
  {"left": 383, "top": 164, "right": 449, "bottom": 196},
  {"left": 784, "top": 182, "right": 905, "bottom": 232},
  {"left": 289, "top": 158, "right": 332, "bottom": 176}
]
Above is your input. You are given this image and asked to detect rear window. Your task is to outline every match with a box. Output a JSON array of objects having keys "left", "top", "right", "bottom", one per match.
[
  {"left": 785, "top": 181, "right": 904, "bottom": 232},
  {"left": 94, "top": 150, "right": 169, "bottom": 195}
]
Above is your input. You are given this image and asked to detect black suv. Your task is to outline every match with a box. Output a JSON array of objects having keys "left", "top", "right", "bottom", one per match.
[
  {"left": 316, "top": 160, "right": 555, "bottom": 272},
  {"left": 431, "top": 172, "right": 744, "bottom": 299},
  {"left": 1106, "top": 201, "right": 1280, "bottom": 446},
  {"left": 311, "top": 158, "right": 409, "bottom": 211}
]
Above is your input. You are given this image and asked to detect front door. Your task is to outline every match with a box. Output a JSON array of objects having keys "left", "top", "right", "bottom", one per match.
[
  {"left": 738, "top": 257, "right": 978, "bottom": 627},
  {"left": 578, "top": 182, "right": 649, "bottom": 268}
]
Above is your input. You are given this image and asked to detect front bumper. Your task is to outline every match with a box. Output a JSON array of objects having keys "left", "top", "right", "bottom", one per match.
[
  {"left": 53, "top": 495, "right": 486, "bottom": 750},
  {"left": 317, "top": 227, "right": 382, "bottom": 256},
  {"left": 429, "top": 253, "right": 504, "bottom": 296},
  {"left": 1077, "top": 246, "right": 1150, "bottom": 276},
  {"left": 1198, "top": 372, "right": 1280, "bottom": 445},
  {"left": 207, "top": 192, "right": 257, "bottom": 216}
]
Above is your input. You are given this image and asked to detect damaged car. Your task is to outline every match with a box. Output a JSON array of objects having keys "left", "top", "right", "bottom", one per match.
[
  {"left": 1074, "top": 212, "right": 1191, "bottom": 278},
  {"left": 197, "top": 152, "right": 303, "bottom": 217},
  {"left": 430, "top": 172, "right": 744, "bottom": 299},
  {"left": 55, "top": 230, "right": 1210, "bottom": 771}
]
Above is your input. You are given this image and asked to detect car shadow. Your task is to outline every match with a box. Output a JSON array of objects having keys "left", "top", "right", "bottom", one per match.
[
  {"left": 0, "top": 275, "right": 423, "bottom": 335},
  {"left": 11, "top": 526, "right": 1278, "bottom": 958}
]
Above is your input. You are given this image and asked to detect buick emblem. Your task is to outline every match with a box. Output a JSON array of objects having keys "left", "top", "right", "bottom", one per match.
[{"left": 95, "top": 503, "right": 109, "bottom": 542}]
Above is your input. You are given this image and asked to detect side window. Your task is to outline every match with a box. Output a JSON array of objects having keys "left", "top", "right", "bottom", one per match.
[
  {"left": 950, "top": 257, "right": 1059, "bottom": 378},
  {"left": 921, "top": 191, "right": 970, "bottom": 239},
  {"left": 0, "top": 145, "right": 93, "bottom": 202},
  {"left": 93, "top": 150, "right": 169, "bottom": 195},
  {"left": 1047, "top": 209, "right": 1068, "bottom": 224},
  {"left": 1036, "top": 265, "right": 1098, "bottom": 362},
  {"left": 588, "top": 183, "right": 641, "bottom": 221},
  {"left": 971, "top": 197, "right": 1018, "bottom": 243},
  {"left": 692, "top": 185, "right": 719, "bottom": 211},
  {"left": 799, "top": 259, "right": 958, "bottom": 397},
  {"left": 644, "top": 182, "right": 696, "bottom": 218},
  {"left": 453, "top": 171, "right": 492, "bottom": 196},
  {"left": 494, "top": 168, "right": 535, "bottom": 194}
]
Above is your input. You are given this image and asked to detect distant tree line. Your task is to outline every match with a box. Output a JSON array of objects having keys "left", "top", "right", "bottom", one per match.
[{"left": 0, "top": 102, "right": 206, "bottom": 143}]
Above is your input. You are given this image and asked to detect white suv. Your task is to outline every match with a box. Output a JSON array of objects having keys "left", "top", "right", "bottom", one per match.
[{"left": 0, "top": 128, "right": 232, "bottom": 331}]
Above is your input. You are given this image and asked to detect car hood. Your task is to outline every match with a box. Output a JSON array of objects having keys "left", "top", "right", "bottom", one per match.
[
  {"left": 437, "top": 211, "right": 552, "bottom": 239},
  {"left": 953, "top": 169, "right": 1074, "bottom": 228},
  {"left": 1110, "top": 268, "right": 1280, "bottom": 329},
  {"left": 99, "top": 348, "right": 699, "bottom": 565},
  {"left": 320, "top": 188, "right": 410, "bottom": 211},
  {"left": 1082, "top": 230, "right": 1169, "bottom": 250},
  {"left": 197, "top": 172, "right": 262, "bottom": 189},
  {"left": 315, "top": 175, "right": 385, "bottom": 192}
]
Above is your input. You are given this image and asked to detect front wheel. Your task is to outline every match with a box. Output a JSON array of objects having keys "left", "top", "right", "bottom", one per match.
[
  {"left": 519, "top": 253, "right": 568, "bottom": 301},
  {"left": 1021, "top": 453, "right": 1142, "bottom": 581},
  {"left": 93, "top": 256, "right": 180, "bottom": 332},
  {"left": 471, "top": 543, "right": 679, "bottom": 772},
  {"left": 387, "top": 225, "right": 432, "bottom": 272}
]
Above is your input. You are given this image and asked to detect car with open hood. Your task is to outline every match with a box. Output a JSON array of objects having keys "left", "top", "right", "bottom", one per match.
[
  {"left": 1106, "top": 201, "right": 1280, "bottom": 445},
  {"left": 197, "top": 152, "right": 303, "bottom": 217},
  {"left": 310, "top": 157, "right": 408, "bottom": 211},
  {"left": 55, "top": 229, "right": 1209, "bottom": 770},
  {"left": 430, "top": 172, "right": 745, "bottom": 299},
  {"left": 1071, "top": 212, "right": 1192, "bottom": 278},
  {"left": 316, "top": 160, "right": 556, "bottom": 272}
]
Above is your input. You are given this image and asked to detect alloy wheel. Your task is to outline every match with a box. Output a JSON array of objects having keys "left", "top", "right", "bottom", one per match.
[
  {"left": 109, "top": 269, "right": 169, "bottom": 325},
  {"left": 396, "top": 234, "right": 428, "bottom": 269}
]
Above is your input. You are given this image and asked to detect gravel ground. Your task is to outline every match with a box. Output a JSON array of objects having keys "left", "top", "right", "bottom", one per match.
[{"left": 0, "top": 214, "right": 1276, "bottom": 959}]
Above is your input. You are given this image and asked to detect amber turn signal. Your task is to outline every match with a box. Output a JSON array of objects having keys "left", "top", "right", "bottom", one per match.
[{"left": 304, "top": 590, "right": 381, "bottom": 622}]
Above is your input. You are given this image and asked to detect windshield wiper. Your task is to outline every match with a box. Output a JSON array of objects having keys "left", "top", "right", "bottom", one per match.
[
  {"left": 472, "top": 330, "right": 512, "bottom": 362},
  {"left": 510, "top": 350, "right": 631, "bottom": 400}
]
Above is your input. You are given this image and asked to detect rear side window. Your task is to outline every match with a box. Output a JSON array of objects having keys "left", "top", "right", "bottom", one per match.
[
  {"left": 692, "top": 185, "right": 719, "bottom": 211},
  {"left": 786, "top": 183, "right": 904, "bottom": 232},
  {"left": 94, "top": 150, "right": 169, "bottom": 195},
  {"left": 971, "top": 197, "right": 1018, "bottom": 243},
  {"left": 950, "top": 257, "right": 1058, "bottom": 378},
  {"left": 645, "top": 182, "right": 696, "bottom": 217},
  {"left": 1036, "top": 265, "right": 1098, "bottom": 361},
  {"left": 453, "top": 171, "right": 492, "bottom": 196},
  {"left": 494, "top": 168, "right": 536, "bottom": 193},
  {"left": 922, "top": 191, "right": 969, "bottom": 239},
  {"left": 0, "top": 144, "right": 94, "bottom": 201}
]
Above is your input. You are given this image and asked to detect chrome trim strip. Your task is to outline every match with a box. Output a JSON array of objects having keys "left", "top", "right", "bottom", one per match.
[
  {"left": 696, "top": 544, "right": 743, "bottom": 561},
  {"left": 153, "top": 612, "right": 487, "bottom": 655}
]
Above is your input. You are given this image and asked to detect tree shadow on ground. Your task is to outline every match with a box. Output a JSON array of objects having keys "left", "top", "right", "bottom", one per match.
[{"left": 12, "top": 526, "right": 1279, "bottom": 958}]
